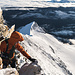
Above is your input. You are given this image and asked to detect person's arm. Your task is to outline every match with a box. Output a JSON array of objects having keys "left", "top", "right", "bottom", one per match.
[
  {"left": 15, "top": 43, "right": 31, "bottom": 59},
  {"left": 15, "top": 43, "right": 37, "bottom": 62}
]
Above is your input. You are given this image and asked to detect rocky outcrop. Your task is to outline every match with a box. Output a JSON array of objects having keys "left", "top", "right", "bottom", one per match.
[
  {"left": 0, "top": 8, "right": 3, "bottom": 24},
  {"left": 19, "top": 63, "right": 41, "bottom": 75}
]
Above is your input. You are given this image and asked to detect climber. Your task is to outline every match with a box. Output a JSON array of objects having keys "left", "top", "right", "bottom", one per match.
[{"left": 0, "top": 31, "right": 37, "bottom": 68}]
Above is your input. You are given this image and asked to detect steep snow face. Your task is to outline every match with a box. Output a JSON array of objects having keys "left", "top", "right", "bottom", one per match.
[{"left": 19, "top": 22, "right": 75, "bottom": 75}]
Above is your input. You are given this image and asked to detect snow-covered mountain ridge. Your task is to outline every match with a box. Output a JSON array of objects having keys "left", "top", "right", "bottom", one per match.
[{"left": 18, "top": 21, "right": 75, "bottom": 75}]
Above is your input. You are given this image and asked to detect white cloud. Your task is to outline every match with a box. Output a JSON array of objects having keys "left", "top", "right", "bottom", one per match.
[
  {"left": 55, "top": 10, "right": 70, "bottom": 19},
  {"left": 55, "top": 10, "right": 75, "bottom": 19},
  {"left": 52, "top": 30, "right": 74, "bottom": 36},
  {"left": 57, "top": 0, "right": 61, "bottom": 1},
  {"left": 0, "top": 0, "right": 75, "bottom": 7},
  {"left": 17, "top": 13, "right": 47, "bottom": 19}
]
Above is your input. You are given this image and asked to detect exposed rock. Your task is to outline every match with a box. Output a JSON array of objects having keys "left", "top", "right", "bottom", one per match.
[
  {"left": 19, "top": 63, "right": 41, "bottom": 75},
  {"left": 0, "top": 8, "right": 3, "bottom": 24}
]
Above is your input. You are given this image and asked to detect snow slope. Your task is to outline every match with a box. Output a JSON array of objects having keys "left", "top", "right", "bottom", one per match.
[{"left": 19, "top": 21, "right": 75, "bottom": 75}]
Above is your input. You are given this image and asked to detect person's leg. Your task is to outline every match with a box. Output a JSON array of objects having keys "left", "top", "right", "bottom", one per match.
[
  {"left": 3, "top": 60, "right": 8, "bottom": 68},
  {"left": 10, "top": 59, "right": 16, "bottom": 68}
]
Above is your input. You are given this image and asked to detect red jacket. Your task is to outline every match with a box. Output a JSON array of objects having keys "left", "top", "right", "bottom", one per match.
[{"left": 0, "top": 31, "right": 31, "bottom": 59}]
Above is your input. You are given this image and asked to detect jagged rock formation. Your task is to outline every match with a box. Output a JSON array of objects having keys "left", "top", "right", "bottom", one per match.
[{"left": 0, "top": 8, "right": 3, "bottom": 24}]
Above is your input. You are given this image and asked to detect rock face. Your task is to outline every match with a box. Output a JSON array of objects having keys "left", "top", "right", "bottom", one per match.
[
  {"left": 0, "top": 68, "right": 19, "bottom": 75},
  {"left": 0, "top": 24, "right": 9, "bottom": 38},
  {"left": 19, "top": 63, "right": 41, "bottom": 75},
  {"left": 0, "top": 8, "right": 15, "bottom": 43},
  {"left": 0, "top": 25, "right": 15, "bottom": 43},
  {"left": 0, "top": 8, "right": 3, "bottom": 24}
]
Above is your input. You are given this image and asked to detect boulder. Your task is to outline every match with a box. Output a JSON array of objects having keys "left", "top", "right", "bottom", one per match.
[{"left": 19, "top": 63, "right": 41, "bottom": 75}]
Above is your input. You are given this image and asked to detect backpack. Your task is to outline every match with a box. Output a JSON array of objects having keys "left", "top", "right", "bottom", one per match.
[{"left": 1, "top": 38, "right": 15, "bottom": 60}]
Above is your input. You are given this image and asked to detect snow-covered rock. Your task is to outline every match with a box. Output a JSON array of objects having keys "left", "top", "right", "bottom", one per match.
[
  {"left": 0, "top": 68, "right": 19, "bottom": 75},
  {"left": 69, "top": 39, "right": 75, "bottom": 45}
]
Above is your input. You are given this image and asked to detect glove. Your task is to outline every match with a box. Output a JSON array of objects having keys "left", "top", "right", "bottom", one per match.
[{"left": 29, "top": 57, "right": 38, "bottom": 63}]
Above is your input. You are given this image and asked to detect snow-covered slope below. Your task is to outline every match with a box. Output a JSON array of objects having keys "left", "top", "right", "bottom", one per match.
[{"left": 19, "top": 21, "right": 75, "bottom": 75}]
